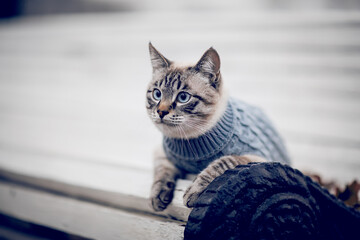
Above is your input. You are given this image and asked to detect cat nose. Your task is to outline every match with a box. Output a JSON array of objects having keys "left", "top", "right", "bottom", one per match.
[{"left": 157, "top": 109, "right": 169, "bottom": 119}]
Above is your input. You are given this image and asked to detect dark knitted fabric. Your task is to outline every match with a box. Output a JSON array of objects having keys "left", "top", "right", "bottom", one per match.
[
  {"left": 163, "top": 98, "right": 291, "bottom": 173},
  {"left": 185, "top": 162, "right": 360, "bottom": 240}
]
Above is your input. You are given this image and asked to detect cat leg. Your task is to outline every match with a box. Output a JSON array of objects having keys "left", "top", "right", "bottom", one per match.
[
  {"left": 150, "top": 146, "right": 183, "bottom": 211},
  {"left": 183, "top": 154, "right": 265, "bottom": 208}
]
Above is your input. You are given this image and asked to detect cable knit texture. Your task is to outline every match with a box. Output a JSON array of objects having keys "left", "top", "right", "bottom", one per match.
[{"left": 163, "top": 98, "right": 291, "bottom": 173}]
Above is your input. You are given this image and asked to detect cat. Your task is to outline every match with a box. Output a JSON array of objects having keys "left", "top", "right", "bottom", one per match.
[{"left": 146, "top": 43, "right": 290, "bottom": 211}]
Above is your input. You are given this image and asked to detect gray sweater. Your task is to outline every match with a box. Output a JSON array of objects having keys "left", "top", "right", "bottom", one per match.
[{"left": 163, "top": 98, "right": 291, "bottom": 173}]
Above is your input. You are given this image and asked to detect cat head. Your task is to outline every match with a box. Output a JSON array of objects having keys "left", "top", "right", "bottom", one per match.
[{"left": 146, "top": 43, "right": 227, "bottom": 139}]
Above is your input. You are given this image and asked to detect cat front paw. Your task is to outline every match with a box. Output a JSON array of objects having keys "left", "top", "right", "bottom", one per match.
[
  {"left": 183, "top": 179, "right": 209, "bottom": 208},
  {"left": 150, "top": 180, "right": 176, "bottom": 211}
]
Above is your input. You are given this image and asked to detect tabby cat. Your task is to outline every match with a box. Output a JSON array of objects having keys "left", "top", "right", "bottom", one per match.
[{"left": 146, "top": 43, "right": 290, "bottom": 211}]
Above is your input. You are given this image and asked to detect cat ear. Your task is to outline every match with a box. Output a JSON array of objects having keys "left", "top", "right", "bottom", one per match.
[
  {"left": 196, "top": 47, "right": 221, "bottom": 89},
  {"left": 195, "top": 47, "right": 221, "bottom": 78},
  {"left": 149, "top": 42, "right": 171, "bottom": 72}
]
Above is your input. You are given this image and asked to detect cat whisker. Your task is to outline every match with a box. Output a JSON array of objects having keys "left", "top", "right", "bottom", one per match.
[{"left": 169, "top": 117, "right": 185, "bottom": 121}]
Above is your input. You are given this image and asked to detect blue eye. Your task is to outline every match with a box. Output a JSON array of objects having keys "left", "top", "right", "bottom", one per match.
[
  {"left": 177, "top": 92, "right": 191, "bottom": 103},
  {"left": 153, "top": 89, "right": 162, "bottom": 101}
]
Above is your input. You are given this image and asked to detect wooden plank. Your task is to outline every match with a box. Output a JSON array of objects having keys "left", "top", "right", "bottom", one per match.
[
  {"left": 1, "top": 11, "right": 360, "bottom": 32},
  {"left": 1, "top": 24, "right": 359, "bottom": 61},
  {"left": 0, "top": 148, "right": 191, "bottom": 221},
  {"left": 0, "top": 182, "right": 184, "bottom": 240},
  {"left": 1, "top": 29, "right": 359, "bottom": 55},
  {"left": 289, "top": 142, "right": 360, "bottom": 184},
  {"left": 0, "top": 112, "right": 157, "bottom": 169},
  {"left": 1, "top": 12, "right": 360, "bottom": 62}
]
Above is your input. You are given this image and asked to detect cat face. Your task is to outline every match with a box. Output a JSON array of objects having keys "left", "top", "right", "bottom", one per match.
[{"left": 146, "top": 43, "right": 226, "bottom": 139}]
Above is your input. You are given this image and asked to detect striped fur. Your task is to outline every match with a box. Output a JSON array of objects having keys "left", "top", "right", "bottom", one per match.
[
  {"left": 146, "top": 43, "right": 227, "bottom": 139},
  {"left": 150, "top": 146, "right": 182, "bottom": 211},
  {"left": 183, "top": 155, "right": 266, "bottom": 207}
]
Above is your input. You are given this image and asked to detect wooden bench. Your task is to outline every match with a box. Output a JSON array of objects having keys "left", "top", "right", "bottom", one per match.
[{"left": 0, "top": 9, "right": 359, "bottom": 239}]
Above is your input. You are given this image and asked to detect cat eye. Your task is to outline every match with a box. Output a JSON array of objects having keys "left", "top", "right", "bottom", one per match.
[
  {"left": 177, "top": 92, "right": 191, "bottom": 103},
  {"left": 153, "top": 88, "right": 162, "bottom": 101}
]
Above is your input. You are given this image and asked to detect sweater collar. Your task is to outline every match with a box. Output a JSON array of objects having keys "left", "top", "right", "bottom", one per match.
[{"left": 163, "top": 99, "right": 235, "bottom": 161}]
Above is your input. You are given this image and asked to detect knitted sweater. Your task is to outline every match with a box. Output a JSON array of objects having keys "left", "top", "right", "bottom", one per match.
[{"left": 163, "top": 98, "right": 291, "bottom": 173}]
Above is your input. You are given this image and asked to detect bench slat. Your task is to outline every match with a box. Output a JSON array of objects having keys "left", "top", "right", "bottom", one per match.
[{"left": 0, "top": 182, "right": 185, "bottom": 240}]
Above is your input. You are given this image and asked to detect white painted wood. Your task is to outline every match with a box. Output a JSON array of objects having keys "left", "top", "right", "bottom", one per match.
[
  {"left": 0, "top": 148, "right": 191, "bottom": 222},
  {"left": 0, "top": 182, "right": 184, "bottom": 240}
]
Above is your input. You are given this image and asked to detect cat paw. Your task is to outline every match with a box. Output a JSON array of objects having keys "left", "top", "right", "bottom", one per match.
[
  {"left": 150, "top": 180, "right": 176, "bottom": 212},
  {"left": 183, "top": 180, "right": 209, "bottom": 208}
]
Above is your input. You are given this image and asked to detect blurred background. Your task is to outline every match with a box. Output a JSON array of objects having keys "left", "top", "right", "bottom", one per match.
[{"left": 0, "top": 0, "right": 359, "bottom": 189}]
